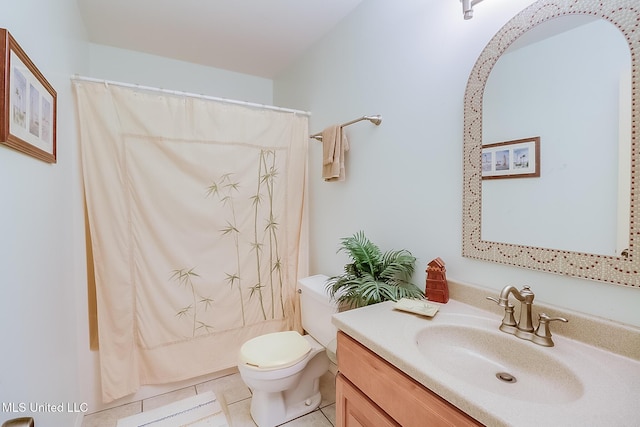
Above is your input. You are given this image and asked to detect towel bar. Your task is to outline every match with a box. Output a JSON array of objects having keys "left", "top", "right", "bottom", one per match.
[{"left": 310, "top": 115, "right": 382, "bottom": 141}]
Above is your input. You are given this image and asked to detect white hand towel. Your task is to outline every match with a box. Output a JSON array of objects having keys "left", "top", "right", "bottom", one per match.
[{"left": 322, "top": 125, "right": 349, "bottom": 181}]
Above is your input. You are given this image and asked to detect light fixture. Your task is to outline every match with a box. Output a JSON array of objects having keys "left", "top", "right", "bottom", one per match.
[{"left": 461, "top": 0, "right": 484, "bottom": 20}]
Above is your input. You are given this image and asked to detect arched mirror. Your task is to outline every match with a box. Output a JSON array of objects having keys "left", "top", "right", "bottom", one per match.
[{"left": 462, "top": 0, "right": 639, "bottom": 287}]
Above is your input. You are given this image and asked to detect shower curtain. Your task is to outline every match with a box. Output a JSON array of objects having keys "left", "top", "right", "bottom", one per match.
[{"left": 73, "top": 81, "right": 309, "bottom": 402}]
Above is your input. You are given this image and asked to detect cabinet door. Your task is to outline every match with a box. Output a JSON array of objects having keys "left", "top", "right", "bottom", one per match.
[{"left": 336, "top": 373, "right": 400, "bottom": 427}]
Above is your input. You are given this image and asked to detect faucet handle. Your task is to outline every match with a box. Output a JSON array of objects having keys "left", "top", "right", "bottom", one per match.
[
  {"left": 538, "top": 313, "right": 568, "bottom": 325},
  {"left": 533, "top": 313, "right": 568, "bottom": 347},
  {"left": 486, "top": 296, "right": 513, "bottom": 308}
]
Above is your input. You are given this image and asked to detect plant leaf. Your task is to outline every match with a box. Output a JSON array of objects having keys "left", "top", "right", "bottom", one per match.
[
  {"left": 337, "top": 231, "right": 381, "bottom": 276},
  {"left": 327, "top": 231, "right": 424, "bottom": 307}
]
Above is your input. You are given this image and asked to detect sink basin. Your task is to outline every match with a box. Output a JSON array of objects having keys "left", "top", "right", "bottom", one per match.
[{"left": 415, "top": 317, "right": 584, "bottom": 404}]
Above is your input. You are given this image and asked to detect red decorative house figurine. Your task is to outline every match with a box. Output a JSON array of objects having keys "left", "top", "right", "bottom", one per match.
[{"left": 425, "top": 257, "right": 449, "bottom": 303}]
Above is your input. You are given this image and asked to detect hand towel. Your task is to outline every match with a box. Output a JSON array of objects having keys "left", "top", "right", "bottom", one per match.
[{"left": 322, "top": 125, "right": 349, "bottom": 181}]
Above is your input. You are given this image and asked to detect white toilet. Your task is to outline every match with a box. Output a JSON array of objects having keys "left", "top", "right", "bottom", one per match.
[{"left": 238, "top": 274, "right": 337, "bottom": 427}]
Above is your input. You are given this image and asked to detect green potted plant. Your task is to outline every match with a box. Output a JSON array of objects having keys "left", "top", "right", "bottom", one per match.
[{"left": 326, "top": 231, "right": 424, "bottom": 308}]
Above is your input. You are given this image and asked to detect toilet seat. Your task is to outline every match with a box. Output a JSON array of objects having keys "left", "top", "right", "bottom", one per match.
[{"left": 240, "top": 331, "right": 311, "bottom": 370}]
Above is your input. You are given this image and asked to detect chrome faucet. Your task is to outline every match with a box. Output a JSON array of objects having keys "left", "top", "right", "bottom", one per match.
[{"left": 487, "top": 285, "right": 568, "bottom": 347}]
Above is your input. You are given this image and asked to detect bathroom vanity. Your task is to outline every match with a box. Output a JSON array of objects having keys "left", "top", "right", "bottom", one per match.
[
  {"left": 332, "top": 281, "right": 640, "bottom": 427},
  {"left": 336, "top": 331, "right": 480, "bottom": 426}
]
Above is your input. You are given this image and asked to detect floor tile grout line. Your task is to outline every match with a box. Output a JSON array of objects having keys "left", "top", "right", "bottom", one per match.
[{"left": 319, "top": 407, "right": 335, "bottom": 427}]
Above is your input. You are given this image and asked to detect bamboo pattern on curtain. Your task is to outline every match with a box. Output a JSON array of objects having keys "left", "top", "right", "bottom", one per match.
[{"left": 73, "top": 81, "right": 308, "bottom": 402}]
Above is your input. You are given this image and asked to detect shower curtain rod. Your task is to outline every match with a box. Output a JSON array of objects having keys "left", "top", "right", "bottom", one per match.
[
  {"left": 71, "top": 75, "right": 312, "bottom": 116},
  {"left": 310, "top": 115, "right": 382, "bottom": 141}
]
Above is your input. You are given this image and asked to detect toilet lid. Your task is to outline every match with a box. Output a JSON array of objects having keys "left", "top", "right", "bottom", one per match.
[{"left": 240, "top": 331, "right": 311, "bottom": 370}]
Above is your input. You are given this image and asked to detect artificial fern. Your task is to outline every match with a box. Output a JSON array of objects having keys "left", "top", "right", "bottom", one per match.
[{"left": 326, "top": 231, "right": 424, "bottom": 308}]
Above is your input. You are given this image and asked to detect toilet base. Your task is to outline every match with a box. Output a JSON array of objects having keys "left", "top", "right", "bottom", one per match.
[
  {"left": 250, "top": 388, "right": 322, "bottom": 427},
  {"left": 248, "top": 349, "right": 329, "bottom": 426}
]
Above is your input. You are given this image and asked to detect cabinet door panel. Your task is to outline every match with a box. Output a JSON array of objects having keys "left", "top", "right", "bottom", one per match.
[{"left": 336, "top": 373, "right": 399, "bottom": 427}]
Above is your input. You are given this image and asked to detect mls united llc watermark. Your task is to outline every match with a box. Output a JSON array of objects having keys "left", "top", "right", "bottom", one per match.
[{"left": 2, "top": 401, "right": 88, "bottom": 413}]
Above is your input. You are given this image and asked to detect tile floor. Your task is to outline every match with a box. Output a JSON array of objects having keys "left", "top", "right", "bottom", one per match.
[{"left": 82, "top": 368, "right": 337, "bottom": 427}]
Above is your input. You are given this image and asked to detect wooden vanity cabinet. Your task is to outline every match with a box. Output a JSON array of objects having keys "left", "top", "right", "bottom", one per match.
[{"left": 336, "top": 331, "right": 482, "bottom": 427}]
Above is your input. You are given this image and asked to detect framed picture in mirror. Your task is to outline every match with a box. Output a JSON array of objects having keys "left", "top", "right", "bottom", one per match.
[
  {"left": 0, "top": 28, "right": 57, "bottom": 163},
  {"left": 482, "top": 137, "right": 540, "bottom": 179}
]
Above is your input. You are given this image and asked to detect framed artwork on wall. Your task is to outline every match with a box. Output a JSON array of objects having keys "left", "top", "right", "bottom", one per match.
[
  {"left": 482, "top": 136, "right": 539, "bottom": 179},
  {"left": 0, "top": 28, "right": 57, "bottom": 163}
]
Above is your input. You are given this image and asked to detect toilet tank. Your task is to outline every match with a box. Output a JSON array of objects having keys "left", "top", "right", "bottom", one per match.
[{"left": 298, "top": 274, "right": 338, "bottom": 348}]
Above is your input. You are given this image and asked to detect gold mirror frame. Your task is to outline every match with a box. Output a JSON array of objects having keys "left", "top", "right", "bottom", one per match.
[{"left": 462, "top": 0, "right": 639, "bottom": 287}]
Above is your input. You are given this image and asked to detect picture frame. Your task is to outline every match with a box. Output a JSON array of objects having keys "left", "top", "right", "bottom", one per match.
[
  {"left": 481, "top": 136, "right": 539, "bottom": 179},
  {"left": 0, "top": 28, "right": 56, "bottom": 163}
]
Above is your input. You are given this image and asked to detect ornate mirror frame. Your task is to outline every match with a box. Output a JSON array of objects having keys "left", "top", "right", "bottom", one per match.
[{"left": 462, "top": 0, "right": 639, "bottom": 287}]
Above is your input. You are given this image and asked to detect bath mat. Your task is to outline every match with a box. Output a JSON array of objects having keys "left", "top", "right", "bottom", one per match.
[{"left": 116, "top": 391, "right": 229, "bottom": 427}]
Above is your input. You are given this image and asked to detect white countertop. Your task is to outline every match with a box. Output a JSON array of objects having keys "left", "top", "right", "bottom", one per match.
[{"left": 332, "top": 299, "right": 640, "bottom": 427}]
